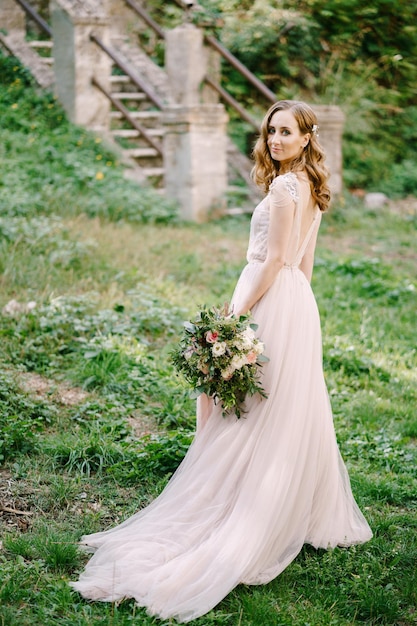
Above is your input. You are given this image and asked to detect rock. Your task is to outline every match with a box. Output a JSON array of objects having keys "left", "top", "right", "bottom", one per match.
[{"left": 364, "top": 192, "right": 389, "bottom": 208}]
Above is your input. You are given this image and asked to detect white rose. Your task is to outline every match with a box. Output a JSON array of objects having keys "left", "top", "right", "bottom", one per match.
[
  {"left": 212, "top": 341, "right": 227, "bottom": 357},
  {"left": 221, "top": 366, "right": 235, "bottom": 380},
  {"left": 243, "top": 327, "right": 256, "bottom": 340},
  {"left": 231, "top": 354, "right": 246, "bottom": 370},
  {"left": 233, "top": 338, "right": 244, "bottom": 350},
  {"left": 254, "top": 340, "right": 265, "bottom": 355},
  {"left": 238, "top": 335, "right": 253, "bottom": 350}
]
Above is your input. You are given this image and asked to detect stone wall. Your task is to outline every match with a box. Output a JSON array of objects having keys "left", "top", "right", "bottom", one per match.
[{"left": 163, "top": 23, "right": 229, "bottom": 221}]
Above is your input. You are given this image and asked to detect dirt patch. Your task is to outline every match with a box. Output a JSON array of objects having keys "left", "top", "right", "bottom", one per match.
[
  {"left": 0, "top": 469, "right": 33, "bottom": 532},
  {"left": 127, "top": 410, "right": 162, "bottom": 439},
  {"left": 16, "top": 372, "right": 89, "bottom": 406},
  {"left": 16, "top": 372, "right": 161, "bottom": 439},
  {"left": 389, "top": 197, "right": 417, "bottom": 216}
]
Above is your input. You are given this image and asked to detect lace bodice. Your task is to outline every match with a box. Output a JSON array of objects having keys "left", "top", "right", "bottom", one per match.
[{"left": 246, "top": 172, "right": 319, "bottom": 266}]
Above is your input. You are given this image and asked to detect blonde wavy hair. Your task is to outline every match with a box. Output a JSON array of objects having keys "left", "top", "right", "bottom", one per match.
[{"left": 252, "top": 100, "right": 331, "bottom": 212}]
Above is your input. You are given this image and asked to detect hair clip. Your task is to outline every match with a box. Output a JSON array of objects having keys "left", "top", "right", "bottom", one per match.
[{"left": 312, "top": 124, "right": 319, "bottom": 135}]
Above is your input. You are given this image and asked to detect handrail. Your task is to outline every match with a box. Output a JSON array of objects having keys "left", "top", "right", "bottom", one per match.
[
  {"left": 90, "top": 34, "right": 165, "bottom": 110},
  {"left": 204, "top": 77, "right": 259, "bottom": 131},
  {"left": 124, "top": 0, "right": 165, "bottom": 39},
  {"left": 171, "top": 0, "right": 276, "bottom": 104},
  {"left": 203, "top": 34, "right": 276, "bottom": 104},
  {"left": 14, "top": 0, "right": 52, "bottom": 37},
  {"left": 92, "top": 77, "right": 163, "bottom": 156}
]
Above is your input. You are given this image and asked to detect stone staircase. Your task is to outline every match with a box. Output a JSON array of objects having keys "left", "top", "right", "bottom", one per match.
[
  {"left": 103, "top": 36, "right": 260, "bottom": 204},
  {"left": 0, "top": 0, "right": 262, "bottom": 208},
  {"left": 107, "top": 38, "right": 168, "bottom": 186}
]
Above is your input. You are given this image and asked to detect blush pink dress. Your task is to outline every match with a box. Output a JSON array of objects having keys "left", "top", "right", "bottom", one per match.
[{"left": 71, "top": 172, "right": 372, "bottom": 622}]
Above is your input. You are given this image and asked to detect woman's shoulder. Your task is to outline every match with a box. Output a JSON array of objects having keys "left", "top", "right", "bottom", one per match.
[{"left": 269, "top": 172, "right": 299, "bottom": 202}]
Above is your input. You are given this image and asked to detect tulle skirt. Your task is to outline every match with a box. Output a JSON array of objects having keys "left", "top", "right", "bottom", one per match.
[{"left": 70, "top": 263, "right": 372, "bottom": 622}]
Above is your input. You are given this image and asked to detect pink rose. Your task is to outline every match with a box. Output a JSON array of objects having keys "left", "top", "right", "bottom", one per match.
[
  {"left": 246, "top": 351, "right": 257, "bottom": 364},
  {"left": 184, "top": 347, "right": 195, "bottom": 360},
  {"left": 206, "top": 330, "right": 219, "bottom": 344},
  {"left": 221, "top": 367, "right": 234, "bottom": 380}
]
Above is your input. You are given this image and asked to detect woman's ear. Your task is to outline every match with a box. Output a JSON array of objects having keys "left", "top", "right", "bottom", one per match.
[{"left": 302, "top": 133, "right": 311, "bottom": 148}]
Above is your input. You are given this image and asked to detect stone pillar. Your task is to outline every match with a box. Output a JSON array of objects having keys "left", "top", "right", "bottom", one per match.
[
  {"left": 106, "top": 0, "right": 143, "bottom": 40},
  {"left": 164, "top": 105, "right": 229, "bottom": 222},
  {"left": 165, "top": 24, "right": 206, "bottom": 106},
  {"left": 50, "top": 0, "right": 111, "bottom": 132},
  {"left": 0, "top": 0, "right": 26, "bottom": 34},
  {"left": 163, "top": 24, "right": 228, "bottom": 221},
  {"left": 313, "top": 105, "right": 345, "bottom": 196}
]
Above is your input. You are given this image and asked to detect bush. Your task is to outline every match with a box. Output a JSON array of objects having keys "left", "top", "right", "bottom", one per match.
[{"left": 376, "top": 159, "right": 417, "bottom": 198}]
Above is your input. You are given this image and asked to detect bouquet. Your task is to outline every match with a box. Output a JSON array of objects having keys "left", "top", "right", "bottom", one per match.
[{"left": 171, "top": 304, "right": 268, "bottom": 418}]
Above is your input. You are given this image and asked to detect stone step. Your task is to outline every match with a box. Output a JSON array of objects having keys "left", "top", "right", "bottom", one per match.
[
  {"left": 110, "top": 110, "right": 161, "bottom": 120},
  {"left": 111, "top": 91, "right": 147, "bottom": 100},
  {"left": 29, "top": 40, "right": 53, "bottom": 49},
  {"left": 110, "top": 74, "right": 131, "bottom": 83},
  {"left": 111, "top": 128, "right": 164, "bottom": 138},
  {"left": 142, "top": 167, "right": 164, "bottom": 177},
  {"left": 110, "top": 38, "right": 169, "bottom": 102},
  {"left": 125, "top": 147, "right": 160, "bottom": 158}
]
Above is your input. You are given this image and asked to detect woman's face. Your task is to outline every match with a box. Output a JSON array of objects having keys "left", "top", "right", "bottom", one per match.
[{"left": 267, "top": 109, "right": 310, "bottom": 168}]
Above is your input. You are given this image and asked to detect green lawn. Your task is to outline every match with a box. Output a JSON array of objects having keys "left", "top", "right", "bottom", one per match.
[{"left": 0, "top": 54, "right": 416, "bottom": 625}]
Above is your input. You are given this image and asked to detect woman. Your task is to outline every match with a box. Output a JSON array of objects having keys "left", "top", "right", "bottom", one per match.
[{"left": 71, "top": 101, "right": 372, "bottom": 622}]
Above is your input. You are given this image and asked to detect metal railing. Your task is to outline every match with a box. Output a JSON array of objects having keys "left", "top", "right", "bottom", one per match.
[
  {"left": 124, "top": 0, "right": 165, "bottom": 40},
  {"left": 172, "top": 0, "right": 277, "bottom": 104},
  {"left": 14, "top": 0, "right": 52, "bottom": 37},
  {"left": 90, "top": 33, "right": 164, "bottom": 110},
  {"left": 92, "top": 76, "right": 163, "bottom": 156},
  {"left": 203, "top": 33, "right": 276, "bottom": 105},
  {"left": 203, "top": 76, "right": 259, "bottom": 129},
  {"left": 89, "top": 33, "right": 166, "bottom": 155}
]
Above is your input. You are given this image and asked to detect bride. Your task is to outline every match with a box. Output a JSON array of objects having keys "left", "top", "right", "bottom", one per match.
[{"left": 71, "top": 100, "right": 372, "bottom": 623}]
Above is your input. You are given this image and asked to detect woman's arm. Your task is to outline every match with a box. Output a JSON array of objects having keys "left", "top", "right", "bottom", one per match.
[{"left": 233, "top": 185, "right": 295, "bottom": 316}]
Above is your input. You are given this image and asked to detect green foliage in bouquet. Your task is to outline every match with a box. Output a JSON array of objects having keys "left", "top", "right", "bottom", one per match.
[{"left": 171, "top": 304, "right": 268, "bottom": 418}]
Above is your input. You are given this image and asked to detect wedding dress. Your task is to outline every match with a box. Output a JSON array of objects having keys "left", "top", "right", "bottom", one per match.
[{"left": 71, "top": 172, "right": 372, "bottom": 622}]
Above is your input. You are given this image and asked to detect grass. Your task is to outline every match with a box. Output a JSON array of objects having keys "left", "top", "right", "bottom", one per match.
[{"left": 0, "top": 53, "right": 416, "bottom": 625}]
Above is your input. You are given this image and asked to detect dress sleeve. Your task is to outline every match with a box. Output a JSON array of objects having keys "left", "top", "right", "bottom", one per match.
[{"left": 269, "top": 173, "right": 298, "bottom": 213}]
